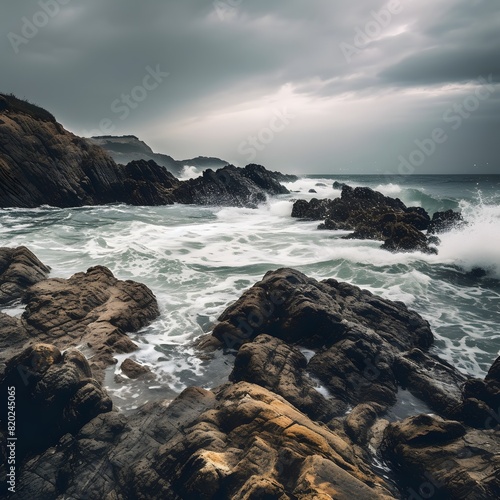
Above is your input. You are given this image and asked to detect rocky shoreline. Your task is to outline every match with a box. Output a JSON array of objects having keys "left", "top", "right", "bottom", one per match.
[{"left": 1, "top": 248, "right": 499, "bottom": 499}]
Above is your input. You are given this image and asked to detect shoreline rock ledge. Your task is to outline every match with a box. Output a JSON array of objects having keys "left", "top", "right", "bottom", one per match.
[{"left": 1, "top": 251, "right": 500, "bottom": 498}]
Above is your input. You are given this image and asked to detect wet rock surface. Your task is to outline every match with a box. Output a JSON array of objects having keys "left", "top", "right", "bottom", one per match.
[
  {"left": 1, "top": 251, "right": 499, "bottom": 499},
  {"left": 0, "top": 246, "right": 50, "bottom": 305},
  {"left": 382, "top": 414, "right": 500, "bottom": 499},
  {"left": 292, "top": 184, "right": 462, "bottom": 254},
  {"left": 172, "top": 163, "right": 294, "bottom": 208},
  {"left": 21, "top": 266, "right": 160, "bottom": 381}
]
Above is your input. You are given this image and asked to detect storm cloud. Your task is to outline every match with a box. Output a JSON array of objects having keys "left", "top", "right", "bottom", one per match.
[{"left": 1, "top": 0, "right": 498, "bottom": 174}]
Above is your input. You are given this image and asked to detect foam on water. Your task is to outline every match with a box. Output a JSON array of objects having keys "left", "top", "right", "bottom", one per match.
[
  {"left": 1, "top": 175, "right": 499, "bottom": 408},
  {"left": 179, "top": 165, "right": 202, "bottom": 180},
  {"left": 437, "top": 197, "right": 500, "bottom": 279}
]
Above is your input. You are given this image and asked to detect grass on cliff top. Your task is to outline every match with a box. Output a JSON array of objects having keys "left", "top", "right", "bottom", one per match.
[{"left": 0, "top": 93, "right": 56, "bottom": 123}]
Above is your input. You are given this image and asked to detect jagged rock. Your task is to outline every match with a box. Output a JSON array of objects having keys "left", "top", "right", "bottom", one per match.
[
  {"left": 308, "top": 188, "right": 317, "bottom": 193},
  {"left": 210, "top": 268, "right": 433, "bottom": 414},
  {"left": 0, "top": 246, "right": 50, "bottom": 305},
  {"left": 9, "top": 381, "right": 396, "bottom": 499},
  {"left": 381, "top": 222, "right": 437, "bottom": 254},
  {"left": 382, "top": 414, "right": 500, "bottom": 499},
  {"left": 294, "top": 185, "right": 436, "bottom": 253},
  {"left": 428, "top": 209, "right": 464, "bottom": 234},
  {"left": 291, "top": 198, "right": 333, "bottom": 220},
  {"left": 230, "top": 334, "right": 346, "bottom": 422},
  {"left": 172, "top": 164, "right": 292, "bottom": 208},
  {"left": 21, "top": 266, "right": 159, "bottom": 381},
  {"left": 213, "top": 268, "right": 433, "bottom": 351},
  {"left": 333, "top": 181, "right": 348, "bottom": 190}
]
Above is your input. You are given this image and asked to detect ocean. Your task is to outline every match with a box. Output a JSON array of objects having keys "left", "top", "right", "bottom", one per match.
[{"left": 1, "top": 172, "right": 500, "bottom": 413}]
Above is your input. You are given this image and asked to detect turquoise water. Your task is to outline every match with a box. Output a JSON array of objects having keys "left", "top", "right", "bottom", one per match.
[{"left": 1, "top": 173, "right": 499, "bottom": 410}]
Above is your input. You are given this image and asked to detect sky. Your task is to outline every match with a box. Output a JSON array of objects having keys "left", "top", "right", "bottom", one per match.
[{"left": 1, "top": 0, "right": 499, "bottom": 174}]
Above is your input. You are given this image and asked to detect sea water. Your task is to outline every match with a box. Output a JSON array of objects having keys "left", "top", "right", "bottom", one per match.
[{"left": 1, "top": 173, "right": 499, "bottom": 412}]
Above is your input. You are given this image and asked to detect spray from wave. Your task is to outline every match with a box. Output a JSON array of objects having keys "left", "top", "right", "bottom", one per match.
[
  {"left": 437, "top": 193, "right": 500, "bottom": 278},
  {"left": 179, "top": 165, "right": 202, "bottom": 180}
]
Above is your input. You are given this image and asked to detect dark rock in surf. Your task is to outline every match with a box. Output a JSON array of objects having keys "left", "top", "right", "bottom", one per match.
[
  {"left": 172, "top": 164, "right": 292, "bottom": 208},
  {"left": 294, "top": 184, "right": 436, "bottom": 253},
  {"left": 291, "top": 198, "right": 334, "bottom": 220},
  {"left": 0, "top": 246, "right": 50, "bottom": 305},
  {"left": 428, "top": 209, "right": 464, "bottom": 234}
]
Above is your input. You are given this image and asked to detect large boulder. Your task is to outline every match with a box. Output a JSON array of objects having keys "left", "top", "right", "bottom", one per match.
[
  {"left": 0, "top": 246, "right": 50, "bottom": 305},
  {"left": 20, "top": 266, "right": 159, "bottom": 381}
]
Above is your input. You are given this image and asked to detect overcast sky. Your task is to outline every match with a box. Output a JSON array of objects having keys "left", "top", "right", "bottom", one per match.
[{"left": 1, "top": 0, "right": 499, "bottom": 174}]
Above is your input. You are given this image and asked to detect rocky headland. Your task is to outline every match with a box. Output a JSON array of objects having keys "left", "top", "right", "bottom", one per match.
[
  {"left": 90, "top": 135, "right": 229, "bottom": 176},
  {"left": 0, "top": 94, "right": 296, "bottom": 210},
  {"left": 1, "top": 248, "right": 499, "bottom": 499}
]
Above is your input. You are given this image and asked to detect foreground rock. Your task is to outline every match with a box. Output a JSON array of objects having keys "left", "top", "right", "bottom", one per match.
[
  {"left": 2, "top": 370, "right": 396, "bottom": 499},
  {"left": 0, "top": 261, "right": 159, "bottom": 381},
  {"left": 0, "top": 344, "right": 111, "bottom": 465},
  {"left": 204, "top": 268, "right": 436, "bottom": 416},
  {"left": 0, "top": 246, "right": 50, "bottom": 305},
  {"left": 292, "top": 185, "right": 463, "bottom": 254}
]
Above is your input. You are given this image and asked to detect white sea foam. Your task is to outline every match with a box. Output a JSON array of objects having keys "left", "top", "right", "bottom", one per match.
[
  {"left": 434, "top": 198, "right": 500, "bottom": 279},
  {"left": 179, "top": 165, "right": 202, "bottom": 180}
]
